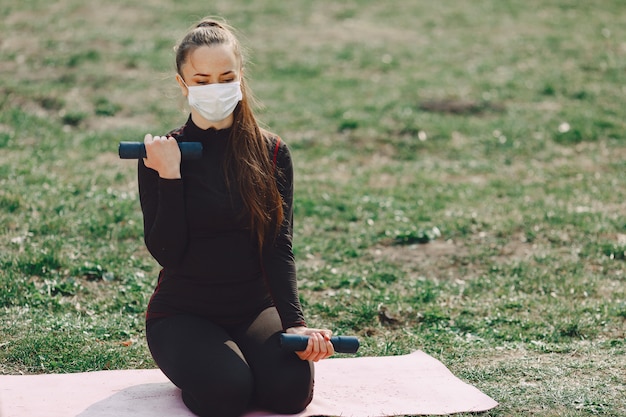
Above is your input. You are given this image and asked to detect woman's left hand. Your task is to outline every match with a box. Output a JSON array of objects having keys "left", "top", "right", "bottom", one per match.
[{"left": 285, "top": 326, "right": 335, "bottom": 362}]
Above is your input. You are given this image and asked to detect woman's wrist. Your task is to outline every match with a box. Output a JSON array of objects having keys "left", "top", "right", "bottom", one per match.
[{"left": 285, "top": 326, "right": 306, "bottom": 334}]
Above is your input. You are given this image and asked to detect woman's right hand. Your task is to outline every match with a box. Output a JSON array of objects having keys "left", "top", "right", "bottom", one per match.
[
  {"left": 143, "top": 134, "right": 182, "bottom": 179},
  {"left": 285, "top": 326, "right": 334, "bottom": 362}
]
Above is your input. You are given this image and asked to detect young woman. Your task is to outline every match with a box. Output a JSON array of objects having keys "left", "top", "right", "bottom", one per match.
[{"left": 138, "top": 17, "right": 334, "bottom": 417}]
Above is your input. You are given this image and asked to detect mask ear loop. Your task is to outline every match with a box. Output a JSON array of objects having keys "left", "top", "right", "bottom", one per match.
[
  {"left": 177, "top": 75, "right": 193, "bottom": 104},
  {"left": 176, "top": 74, "right": 190, "bottom": 94}
]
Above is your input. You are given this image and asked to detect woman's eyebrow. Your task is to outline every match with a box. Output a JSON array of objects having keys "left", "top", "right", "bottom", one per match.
[{"left": 193, "top": 70, "right": 235, "bottom": 77}]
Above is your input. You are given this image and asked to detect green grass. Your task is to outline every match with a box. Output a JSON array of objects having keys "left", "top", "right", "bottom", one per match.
[{"left": 1, "top": 0, "right": 625, "bottom": 415}]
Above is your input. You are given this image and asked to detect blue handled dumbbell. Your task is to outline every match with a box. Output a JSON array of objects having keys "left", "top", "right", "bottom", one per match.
[
  {"left": 280, "top": 334, "right": 360, "bottom": 354},
  {"left": 118, "top": 141, "right": 203, "bottom": 159}
]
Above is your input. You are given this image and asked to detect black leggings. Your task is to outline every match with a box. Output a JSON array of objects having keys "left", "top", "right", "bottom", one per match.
[{"left": 146, "top": 307, "right": 314, "bottom": 417}]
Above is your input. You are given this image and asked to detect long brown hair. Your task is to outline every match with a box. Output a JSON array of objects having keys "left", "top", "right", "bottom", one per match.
[{"left": 175, "top": 18, "right": 284, "bottom": 250}]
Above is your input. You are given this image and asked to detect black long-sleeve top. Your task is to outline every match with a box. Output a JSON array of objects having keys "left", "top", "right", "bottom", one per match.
[{"left": 138, "top": 116, "right": 306, "bottom": 330}]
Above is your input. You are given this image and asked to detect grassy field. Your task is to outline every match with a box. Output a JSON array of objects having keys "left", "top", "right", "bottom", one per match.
[{"left": 1, "top": 0, "right": 625, "bottom": 415}]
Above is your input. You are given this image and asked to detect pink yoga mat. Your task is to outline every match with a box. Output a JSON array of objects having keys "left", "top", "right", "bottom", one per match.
[{"left": 0, "top": 351, "right": 497, "bottom": 417}]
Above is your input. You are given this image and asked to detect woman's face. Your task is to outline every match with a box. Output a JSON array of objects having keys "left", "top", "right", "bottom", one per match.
[
  {"left": 176, "top": 44, "right": 242, "bottom": 129},
  {"left": 178, "top": 44, "right": 241, "bottom": 87}
]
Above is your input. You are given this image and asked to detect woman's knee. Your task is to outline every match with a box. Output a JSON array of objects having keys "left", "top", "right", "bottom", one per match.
[
  {"left": 255, "top": 360, "right": 314, "bottom": 414},
  {"left": 182, "top": 371, "right": 254, "bottom": 417}
]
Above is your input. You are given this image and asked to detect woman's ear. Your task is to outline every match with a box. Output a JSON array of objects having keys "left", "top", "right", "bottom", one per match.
[{"left": 175, "top": 74, "right": 188, "bottom": 97}]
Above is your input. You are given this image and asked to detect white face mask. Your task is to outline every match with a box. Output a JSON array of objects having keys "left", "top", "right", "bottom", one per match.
[{"left": 184, "top": 81, "right": 242, "bottom": 122}]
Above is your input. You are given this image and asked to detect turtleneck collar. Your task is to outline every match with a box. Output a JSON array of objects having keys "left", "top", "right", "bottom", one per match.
[{"left": 183, "top": 115, "right": 232, "bottom": 142}]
